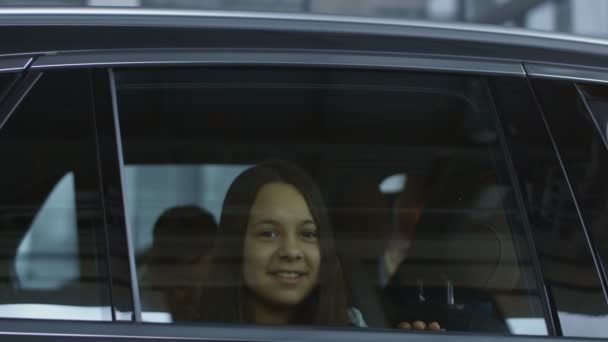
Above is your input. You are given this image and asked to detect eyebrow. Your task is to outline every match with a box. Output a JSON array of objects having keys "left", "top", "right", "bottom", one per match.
[
  {"left": 252, "top": 219, "right": 316, "bottom": 226},
  {"left": 252, "top": 219, "right": 280, "bottom": 226}
]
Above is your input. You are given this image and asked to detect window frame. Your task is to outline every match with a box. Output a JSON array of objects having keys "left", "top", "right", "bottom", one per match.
[
  {"left": 525, "top": 63, "right": 608, "bottom": 85},
  {"left": 0, "top": 56, "right": 31, "bottom": 73},
  {"left": 97, "top": 48, "right": 556, "bottom": 334},
  {"left": 89, "top": 68, "right": 139, "bottom": 321},
  {"left": 31, "top": 49, "right": 524, "bottom": 76},
  {"left": 0, "top": 318, "right": 595, "bottom": 342}
]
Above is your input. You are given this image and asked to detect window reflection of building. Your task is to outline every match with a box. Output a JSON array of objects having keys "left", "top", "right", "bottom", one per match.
[{"left": 124, "top": 164, "right": 249, "bottom": 255}]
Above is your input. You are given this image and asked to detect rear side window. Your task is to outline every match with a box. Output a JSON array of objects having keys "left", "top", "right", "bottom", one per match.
[
  {"left": 0, "top": 72, "right": 13, "bottom": 86},
  {"left": 531, "top": 79, "right": 608, "bottom": 338},
  {"left": 577, "top": 83, "right": 608, "bottom": 273},
  {"left": 0, "top": 72, "right": 17, "bottom": 104},
  {"left": 579, "top": 84, "right": 608, "bottom": 149},
  {"left": 114, "top": 67, "right": 548, "bottom": 334},
  {"left": 0, "top": 70, "right": 112, "bottom": 320}
]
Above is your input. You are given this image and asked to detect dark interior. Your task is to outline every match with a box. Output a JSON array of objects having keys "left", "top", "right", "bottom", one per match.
[{"left": 0, "top": 70, "right": 110, "bottom": 311}]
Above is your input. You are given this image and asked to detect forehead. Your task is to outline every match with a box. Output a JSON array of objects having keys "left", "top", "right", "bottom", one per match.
[{"left": 248, "top": 182, "right": 313, "bottom": 220}]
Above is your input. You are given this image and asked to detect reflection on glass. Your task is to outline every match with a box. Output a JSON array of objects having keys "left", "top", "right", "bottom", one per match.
[
  {"left": 115, "top": 67, "right": 547, "bottom": 334},
  {"left": 505, "top": 318, "right": 548, "bottom": 335},
  {"left": 15, "top": 173, "right": 78, "bottom": 290},
  {"left": 558, "top": 312, "right": 608, "bottom": 338},
  {"left": 0, "top": 304, "right": 111, "bottom": 321},
  {"left": 125, "top": 164, "right": 249, "bottom": 321},
  {"left": 125, "top": 165, "right": 250, "bottom": 254}
]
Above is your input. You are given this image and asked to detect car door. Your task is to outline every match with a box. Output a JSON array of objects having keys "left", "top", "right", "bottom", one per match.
[{"left": 0, "top": 25, "right": 607, "bottom": 342}]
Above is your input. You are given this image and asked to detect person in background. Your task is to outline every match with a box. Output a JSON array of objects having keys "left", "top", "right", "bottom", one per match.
[{"left": 138, "top": 205, "right": 217, "bottom": 321}]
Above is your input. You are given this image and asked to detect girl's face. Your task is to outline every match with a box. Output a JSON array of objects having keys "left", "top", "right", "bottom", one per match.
[{"left": 242, "top": 182, "right": 321, "bottom": 308}]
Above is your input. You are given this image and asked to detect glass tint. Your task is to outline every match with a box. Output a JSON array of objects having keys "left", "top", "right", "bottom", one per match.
[
  {"left": 0, "top": 71, "right": 111, "bottom": 320},
  {"left": 115, "top": 67, "right": 547, "bottom": 334},
  {"left": 0, "top": 72, "right": 17, "bottom": 103},
  {"left": 530, "top": 79, "right": 608, "bottom": 338},
  {"left": 580, "top": 84, "right": 608, "bottom": 149},
  {"left": 577, "top": 83, "right": 608, "bottom": 279}
]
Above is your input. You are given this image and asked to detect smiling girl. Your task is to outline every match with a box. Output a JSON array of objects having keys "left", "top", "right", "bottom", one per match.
[{"left": 197, "top": 160, "right": 358, "bottom": 326}]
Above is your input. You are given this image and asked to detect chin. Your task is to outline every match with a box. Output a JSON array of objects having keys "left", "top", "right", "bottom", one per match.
[{"left": 269, "top": 294, "right": 307, "bottom": 308}]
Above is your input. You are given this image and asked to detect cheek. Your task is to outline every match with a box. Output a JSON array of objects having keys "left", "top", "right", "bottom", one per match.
[
  {"left": 242, "top": 240, "right": 276, "bottom": 282},
  {"left": 305, "top": 244, "right": 322, "bottom": 274}
]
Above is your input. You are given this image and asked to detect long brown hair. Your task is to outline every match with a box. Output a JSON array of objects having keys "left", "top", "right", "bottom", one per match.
[{"left": 197, "top": 160, "right": 349, "bottom": 325}]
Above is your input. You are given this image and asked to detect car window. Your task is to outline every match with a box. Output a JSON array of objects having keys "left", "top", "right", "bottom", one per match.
[
  {"left": 578, "top": 83, "right": 608, "bottom": 149},
  {"left": 576, "top": 83, "right": 608, "bottom": 274},
  {"left": 0, "top": 70, "right": 112, "bottom": 321},
  {"left": 529, "top": 79, "right": 608, "bottom": 338},
  {"left": 114, "top": 67, "right": 548, "bottom": 335},
  {"left": 0, "top": 72, "right": 17, "bottom": 104}
]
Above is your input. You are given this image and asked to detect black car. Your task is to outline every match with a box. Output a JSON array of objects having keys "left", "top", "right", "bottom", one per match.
[{"left": 1, "top": 7, "right": 608, "bottom": 342}]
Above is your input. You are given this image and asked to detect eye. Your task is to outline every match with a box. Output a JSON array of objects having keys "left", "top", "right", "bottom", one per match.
[
  {"left": 301, "top": 229, "right": 318, "bottom": 241},
  {"left": 257, "top": 230, "right": 278, "bottom": 239}
]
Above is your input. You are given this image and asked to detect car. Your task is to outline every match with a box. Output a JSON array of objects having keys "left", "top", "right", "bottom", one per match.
[{"left": 0, "top": 6, "right": 607, "bottom": 342}]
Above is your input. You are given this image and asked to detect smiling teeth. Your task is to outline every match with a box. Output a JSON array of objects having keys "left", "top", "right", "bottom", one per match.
[{"left": 276, "top": 272, "right": 300, "bottom": 278}]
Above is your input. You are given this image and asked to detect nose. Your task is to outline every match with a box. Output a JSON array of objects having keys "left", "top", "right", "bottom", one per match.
[{"left": 277, "top": 233, "right": 303, "bottom": 261}]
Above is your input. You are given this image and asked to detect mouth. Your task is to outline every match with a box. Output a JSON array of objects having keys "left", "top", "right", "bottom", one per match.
[{"left": 268, "top": 271, "right": 307, "bottom": 284}]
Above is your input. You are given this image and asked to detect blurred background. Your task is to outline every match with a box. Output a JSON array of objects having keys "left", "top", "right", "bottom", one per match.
[{"left": 1, "top": 0, "right": 607, "bottom": 39}]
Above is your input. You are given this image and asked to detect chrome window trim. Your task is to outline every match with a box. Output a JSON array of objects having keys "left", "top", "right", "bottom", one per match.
[
  {"left": 525, "top": 63, "right": 608, "bottom": 85},
  {"left": 0, "top": 56, "right": 33, "bottom": 73},
  {"left": 32, "top": 50, "right": 525, "bottom": 76}
]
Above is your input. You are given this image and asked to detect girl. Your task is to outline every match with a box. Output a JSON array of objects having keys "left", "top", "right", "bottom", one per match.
[
  {"left": 197, "top": 160, "right": 438, "bottom": 330},
  {"left": 197, "top": 160, "right": 360, "bottom": 326}
]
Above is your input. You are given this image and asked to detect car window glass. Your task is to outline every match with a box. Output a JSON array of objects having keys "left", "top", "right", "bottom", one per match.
[
  {"left": 0, "top": 70, "right": 112, "bottom": 321},
  {"left": 530, "top": 79, "right": 608, "bottom": 338},
  {"left": 115, "top": 67, "right": 548, "bottom": 335},
  {"left": 579, "top": 84, "right": 608, "bottom": 149},
  {"left": 0, "top": 72, "right": 17, "bottom": 103},
  {"left": 577, "top": 83, "right": 608, "bottom": 276}
]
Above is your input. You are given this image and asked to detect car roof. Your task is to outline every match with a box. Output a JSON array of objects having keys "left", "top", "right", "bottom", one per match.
[{"left": 1, "top": 7, "right": 608, "bottom": 70}]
